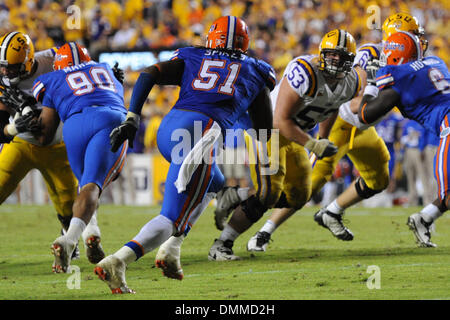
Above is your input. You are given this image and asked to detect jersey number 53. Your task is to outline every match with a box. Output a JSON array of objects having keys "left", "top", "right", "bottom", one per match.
[{"left": 192, "top": 59, "right": 241, "bottom": 95}]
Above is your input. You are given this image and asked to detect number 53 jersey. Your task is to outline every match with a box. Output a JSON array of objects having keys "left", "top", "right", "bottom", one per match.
[
  {"left": 171, "top": 47, "right": 276, "bottom": 130},
  {"left": 33, "top": 61, "right": 126, "bottom": 122},
  {"left": 272, "top": 54, "right": 361, "bottom": 130}
]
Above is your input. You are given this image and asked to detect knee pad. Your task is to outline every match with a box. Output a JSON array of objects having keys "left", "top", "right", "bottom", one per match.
[
  {"left": 355, "top": 177, "right": 382, "bottom": 199},
  {"left": 241, "top": 195, "right": 268, "bottom": 223}
]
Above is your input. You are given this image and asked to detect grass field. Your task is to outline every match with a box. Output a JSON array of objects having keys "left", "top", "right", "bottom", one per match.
[{"left": 0, "top": 204, "right": 449, "bottom": 300}]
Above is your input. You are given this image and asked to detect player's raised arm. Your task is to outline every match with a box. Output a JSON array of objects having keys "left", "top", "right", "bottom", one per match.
[{"left": 109, "top": 59, "right": 185, "bottom": 152}]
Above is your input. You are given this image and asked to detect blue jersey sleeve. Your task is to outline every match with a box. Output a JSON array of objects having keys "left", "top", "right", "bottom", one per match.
[
  {"left": 375, "top": 66, "right": 396, "bottom": 90},
  {"left": 255, "top": 59, "right": 276, "bottom": 91},
  {"left": 170, "top": 47, "right": 192, "bottom": 61},
  {"left": 33, "top": 74, "right": 55, "bottom": 109}
]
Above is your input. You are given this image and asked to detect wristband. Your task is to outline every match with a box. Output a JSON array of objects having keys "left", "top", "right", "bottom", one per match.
[
  {"left": 5, "top": 123, "right": 18, "bottom": 136},
  {"left": 363, "top": 84, "right": 379, "bottom": 97}
]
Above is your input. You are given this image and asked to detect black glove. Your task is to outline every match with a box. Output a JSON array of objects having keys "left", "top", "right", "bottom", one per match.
[
  {"left": 14, "top": 108, "right": 38, "bottom": 133},
  {"left": 366, "top": 59, "right": 380, "bottom": 85},
  {"left": 112, "top": 62, "right": 125, "bottom": 85},
  {"left": 0, "top": 85, "right": 37, "bottom": 113},
  {"left": 110, "top": 113, "right": 140, "bottom": 152}
]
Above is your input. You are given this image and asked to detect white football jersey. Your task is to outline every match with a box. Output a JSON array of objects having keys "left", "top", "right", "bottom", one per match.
[
  {"left": 15, "top": 48, "right": 63, "bottom": 146},
  {"left": 271, "top": 54, "right": 361, "bottom": 130},
  {"left": 338, "top": 43, "right": 382, "bottom": 129}
]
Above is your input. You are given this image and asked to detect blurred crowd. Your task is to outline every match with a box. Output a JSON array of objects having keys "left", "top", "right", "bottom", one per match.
[{"left": 0, "top": 0, "right": 448, "bottom": 206}]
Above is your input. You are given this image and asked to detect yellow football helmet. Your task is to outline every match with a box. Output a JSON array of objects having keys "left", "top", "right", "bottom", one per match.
[
  {"left": 319, "top": 29, "right": 356, "bottom": 79},
  {"left": 0, "top": 31, "right": 35, "bottom": 85},
  {"left": 382, "top": 13, "right": 428, "bottom": 53}
]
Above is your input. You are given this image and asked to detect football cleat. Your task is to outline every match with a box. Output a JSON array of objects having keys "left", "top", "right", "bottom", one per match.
[
  {"left": 51, "top": 236, "right": 77, "bottom": 273},
  {"left": 208, "top": 239, "right": 241, "bottom": 261},
  {"left": 61, "top": 228, "right": 80, "bottom": 260},
  {"left": 247, "top": 231, "right": 271, "bottom": 252},
  {"left": 85, "top": 235, "right": 105, "bottom": 264},
  {"left": 314, "top": 208, "right": 354, "bottom": 241},
  {"left": 155, "top": 236, "right": 184, "bottom": 280},
  {"left": 214, "top": 186, "right": 242, "bottom": 230},
  {"left": 407, "top": 213, "right": 437, "bottom": 248},
  {"left": 94, "top": 255, "right": 135, "bottom": 294}
]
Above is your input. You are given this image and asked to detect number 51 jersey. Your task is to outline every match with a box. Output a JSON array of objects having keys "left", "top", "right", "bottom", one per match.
[
  {"left": 33, "top": 61, "right": 126, "bottom": 122},
  {"left": 171, "top": 47, "right": 276, "bottom": 130}
]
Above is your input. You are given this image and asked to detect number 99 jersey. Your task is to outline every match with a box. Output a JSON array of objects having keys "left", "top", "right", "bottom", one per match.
[
  {"left": 171, "top": 47, "right": 276, "bottom": 130},
  {"left": 33, "top": 61, "right": 126, "bottom": 122}
]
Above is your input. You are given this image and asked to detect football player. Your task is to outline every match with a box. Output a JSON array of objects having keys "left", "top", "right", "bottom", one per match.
[
  {"left": 359, "top": 31, "right": 449, "bottom": 248},
  {"left": 247, "top": 13, "right": 429, "bottom": 249},
  {"left": 29, "top": 42, "right": 128, "bottom": 273},
  {"left": 0, "top": 32, "right": 104, "bottom": 266},
  {"left": 93, "top": 15, "right": 276, "bottom": 293},
  {"left": 207, "top": 29, "right": 362, "bottom": 260}
]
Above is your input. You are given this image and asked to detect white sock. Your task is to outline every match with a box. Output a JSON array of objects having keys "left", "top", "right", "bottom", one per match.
[
  {"left": 219, "top": 224, "right": 240, "bottom": 242},
  {"left": 260, "top": 220, "right": 277, "bottom": 234},
  {"left": 326, "top": 199, "right": 344, "bottom": 215},
  {"left": 82, "top": 210, "right": 101, "bottom": 242},
  {"left": 114, "top": 246, "right": 137, "bottom": 265},
  {"left": 420, "top": 204, "right": 443, "bottom": 223},
  {"left": 160, "top": 234, "right": 185, "bottom": 250},
  {"left": 133, "top": 215, "right": 175, "bottom": 254},
  {"left": 65, "top": 217, "right": 86, "bottom": 244}
]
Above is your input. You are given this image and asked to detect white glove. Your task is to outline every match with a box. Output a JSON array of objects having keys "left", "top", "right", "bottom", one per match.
[{"left": 304, "top": 137, "right": 338, "bottom": 159}]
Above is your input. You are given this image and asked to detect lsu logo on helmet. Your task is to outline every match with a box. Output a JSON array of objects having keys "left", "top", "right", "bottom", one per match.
[
  {"left": 0, "top": 31, "right": 35, "bottom": 85},
  {"left": 382, "top": 12, "right": 428, "bottom": 52}
]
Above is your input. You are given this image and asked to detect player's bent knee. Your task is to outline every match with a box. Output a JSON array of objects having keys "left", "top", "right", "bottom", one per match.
[
  {"left": 241, "top": 195, "right": 268, "bottom": 223},
  {"left": 355, "top": 177, "right": 383, "bottom": 199}
]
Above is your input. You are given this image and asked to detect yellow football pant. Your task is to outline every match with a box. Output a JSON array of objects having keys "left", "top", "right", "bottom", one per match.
[
  {"left": 311, "top": 116, "right": 391, "bottom": 196},
  {"left": 245, "top": 132, "right": 311, "bottom": 210},
  {"left": 0, "top": 137, "right": 78, "bottom": 217}
]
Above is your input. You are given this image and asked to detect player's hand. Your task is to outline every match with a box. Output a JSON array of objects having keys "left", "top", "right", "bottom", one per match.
[
  {"left": 304, "top": 137, "right": 338, "bottom": 159},
  {"left": 112, "top": 62, "right": 125, "bottom": 84},
  {"left": 366, "top": 59, "right": 380, "bottom": 85},
  {"left": 5, "top": 107, "right": 39, "bottom": 136},
  {"left": 110, "top": 112, "right": 140, "bottom": 152},
  {"left": 0, "top": 85, "right": 37, "bottom": 113}
]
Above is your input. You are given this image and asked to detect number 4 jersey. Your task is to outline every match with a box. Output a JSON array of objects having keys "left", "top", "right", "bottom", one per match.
[
  {"left": 170, "top": 47, "right": 276, "bottom": 130},
  {"left": 32, "top": 61, "right": 126, "bottom": 122},
  {"left": 375, "top": 56, "right": 450, "bottom": 136}
]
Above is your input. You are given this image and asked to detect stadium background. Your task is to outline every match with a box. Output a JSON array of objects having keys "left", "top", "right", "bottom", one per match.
[{"left": 1, "top": 0, "right": 448, "bottom": 206}]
